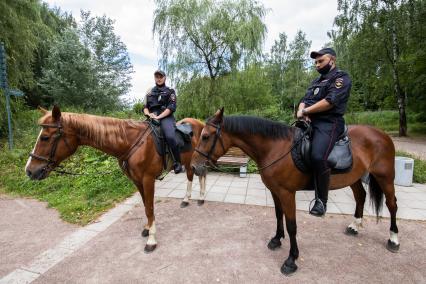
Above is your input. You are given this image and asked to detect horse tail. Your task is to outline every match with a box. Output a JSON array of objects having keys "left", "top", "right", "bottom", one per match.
[{"left": 368, "top": 174, "right": 384, "bottom": 220}]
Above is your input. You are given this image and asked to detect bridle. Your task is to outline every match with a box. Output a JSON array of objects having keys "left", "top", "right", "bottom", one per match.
[
  {"left": 29, "top": 120, "right": 72, "bottom": 173},
  {"left": 194, "top": 119, "right": 310, "bottom": 172},
  {"left": 194, "top": 121, "right": 226, "bottom": 164}
]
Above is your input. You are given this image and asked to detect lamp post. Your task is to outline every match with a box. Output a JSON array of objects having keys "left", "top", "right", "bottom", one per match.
[{"left": 1, "top": 42, "right": 24, "bottom": 150}]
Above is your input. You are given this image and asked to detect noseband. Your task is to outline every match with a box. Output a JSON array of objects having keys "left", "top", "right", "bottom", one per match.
[
  {"left": 195, "top": 121, "right": 226, "bottom": 164},
  {"left": 29, "top": 121, "right": 71, "bottom": 172}
]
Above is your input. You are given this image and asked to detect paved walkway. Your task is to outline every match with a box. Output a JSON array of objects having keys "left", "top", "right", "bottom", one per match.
[
  {"left": 1, "top": 172, "right": 425, "bottom": 283},
  {"left": 156, "top": 172, "right": 426, "bottom": 221}
]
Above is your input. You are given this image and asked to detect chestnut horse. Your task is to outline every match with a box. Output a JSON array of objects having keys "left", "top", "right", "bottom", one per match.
[
  {"left": 191, "top": 108, "right": 399, "bottom": 275},
  {"left": 25, "top": 106, "right": 206, "bottom": 252}
]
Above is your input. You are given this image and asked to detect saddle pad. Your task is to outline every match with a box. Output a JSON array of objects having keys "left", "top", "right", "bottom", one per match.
[{"left": 291, "top": 127, "right": 353, "bottom": 174}]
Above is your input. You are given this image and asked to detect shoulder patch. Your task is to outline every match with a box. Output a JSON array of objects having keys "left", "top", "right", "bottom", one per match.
[{"left": 335, "top": 78, "right": 344, "bottom": 89}]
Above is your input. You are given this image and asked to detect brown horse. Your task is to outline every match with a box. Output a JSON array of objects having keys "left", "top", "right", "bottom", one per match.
[
  {"left": 191, "top": 108, "right": 399, "bottom": 275},
  {"left": 25, "top": 106, "right": 206, "bottom": 252}
]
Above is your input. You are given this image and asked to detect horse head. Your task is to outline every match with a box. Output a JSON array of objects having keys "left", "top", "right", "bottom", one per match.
[
  {"left": 25, "top": 105, "right": 79, "bottom": 180},
  {"left": 191, "top": 107, "right": 228, "bottom": 176}
]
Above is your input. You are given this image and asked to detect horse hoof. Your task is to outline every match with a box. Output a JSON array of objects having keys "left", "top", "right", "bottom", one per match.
[
  {"left": 345, "top": 227, "right": 358, "bottom": 236},
  {"left": 141, "top": 229, "right": 149, "bottom": 237},
  {"left": 267, "top": 238, "right": 282, "bottom": 250},
  {"left": 180, "top": 201, "right": 189, "bottom": 208},
  {"left": 386, "top": 239, "right": 400, "bottom": 253},
  {"left": 144, "top": 244, "right": 157, "bottom": 254},
  {"left": 280, "top": 262, "right": 298, "bottom": 276},
  {"left": 197, "top": 200, "right": 205, "bottom": 206}
]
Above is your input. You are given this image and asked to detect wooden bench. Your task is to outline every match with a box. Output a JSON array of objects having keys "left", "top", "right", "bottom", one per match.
[{"left": 217, "top": 147, "right": 250, "bottom": 177}]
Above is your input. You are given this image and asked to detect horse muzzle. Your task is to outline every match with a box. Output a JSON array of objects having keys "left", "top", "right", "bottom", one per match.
[{"left": 26, "top": 166, "right": 50, "bottom": 180}]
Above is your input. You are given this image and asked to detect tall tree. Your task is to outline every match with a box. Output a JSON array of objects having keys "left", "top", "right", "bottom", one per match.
[
  {"left": 40, "top": 12, "right": 133, "bottom": 111},
  {"left": 268, "top": 32, "right": 288, "bottom": 111},
  {"left": 153, "top": 0, "right": 267, "bottom": 83},
  {"left": 331, "top": 0, "right": 415, "bottom": 136},
  {"left": 79, "top": 11, "right": 133, "bottom": 100},
  {"left": 283, "top": 31, "right": 312, "bottom": 113}
]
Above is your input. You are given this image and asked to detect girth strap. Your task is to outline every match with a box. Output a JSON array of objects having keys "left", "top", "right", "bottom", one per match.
[{"left": 119, "top": 125, "right": 152, "bottom": 172}]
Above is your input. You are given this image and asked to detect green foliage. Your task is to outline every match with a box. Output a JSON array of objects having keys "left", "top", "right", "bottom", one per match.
[
  {"left": 0, "top": 1, "right": 74, "bottom": 105},
  {"left": 40, "top": 12, "right": 133, "bottom": 111},
  {"left": 331, "top": 0, "right": 426, "bottom": 135},
  {"left": 176, "top": 64, "right": 281, "bottom": 120},
  {"left": 153, "top": 0, "right": 267, "bottom": 81},
  {"left": 345, "top": 110, "right": 426, "bottom": 134},
  {"left": 267, "top": 31, "right": 310, "bottom": 113}
]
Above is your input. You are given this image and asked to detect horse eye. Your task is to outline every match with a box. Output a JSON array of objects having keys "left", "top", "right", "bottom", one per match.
[
  {"left": 40, "top": 136, "right": 50, "bottom": 142},
  {"left": 202, "top": 135, "right": 209, "bottom": 141}
]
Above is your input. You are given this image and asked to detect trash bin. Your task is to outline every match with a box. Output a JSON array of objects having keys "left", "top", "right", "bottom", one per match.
[{"left": 394, "top": 156, "right": 414, "bottom": 186}]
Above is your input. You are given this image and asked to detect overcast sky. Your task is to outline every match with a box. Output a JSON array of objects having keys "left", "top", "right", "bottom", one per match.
[{"left": 45, "top": 0, "right": 338, "bottom": 102}]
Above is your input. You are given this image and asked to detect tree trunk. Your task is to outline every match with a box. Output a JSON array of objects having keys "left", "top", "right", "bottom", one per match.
[{"left": 390, "top": 10, "right": 407, "bottom": 136}]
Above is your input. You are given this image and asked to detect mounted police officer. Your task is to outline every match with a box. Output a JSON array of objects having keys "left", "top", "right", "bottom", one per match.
[
  {"left": 143, "top": 70, "right": 183, "bottom": 174},
  {"left": 296, "top": 48, "right": 352, "bottom": 217}
]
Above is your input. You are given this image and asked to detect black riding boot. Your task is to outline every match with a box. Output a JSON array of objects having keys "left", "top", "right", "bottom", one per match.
[
  {"left": 171, "top": 146, "right": 182, "bottom": 174},
  {"left": 310, "top": 170, "right": 330, "bottom": 217}
]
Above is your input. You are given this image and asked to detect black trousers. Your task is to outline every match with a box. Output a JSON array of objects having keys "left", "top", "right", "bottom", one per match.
[
  {"left": 160, "top": 115, "right": 181, "bottom": 163},
  {"left": 310, "top": 116, "right": 345, "bottom": 200}
]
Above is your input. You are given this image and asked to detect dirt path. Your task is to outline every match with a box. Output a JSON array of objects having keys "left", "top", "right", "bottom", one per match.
[
  {"left": 0, "top": 195, "right": 77, "bottom": 278},
  {"left": 27, "top": 198, "right": 426, "bottom": 283},
  {"left": 391, "top": 136, "right": 426, "bottom": 159}
]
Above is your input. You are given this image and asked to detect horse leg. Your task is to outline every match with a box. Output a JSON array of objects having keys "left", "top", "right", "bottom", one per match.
[
  {"left": 277, "top": 190, "right": 299, "bottom": 275},
  {"left": 198, "top": 174, "right": 206, "bottom": 206},
  {"left": 372, "top": 174, "right": 400, "bottom": 252},
  {"left": 133, "top": 182, "right": 149, "bottom": 237},
  {"left": 181, "top": 164, "right": 194, "bottom": 208},
  {"left": 346, "top": 180, "right": 366, "bottom": 235},
  {"left": 136, "top": 184, "right": 150, "bottom": 237},
  {"left": 142, "top": 175, "right": 157, "bottom": 253},
  {"left": 267, "top": 191, "right": 285, "bottom": 250}
]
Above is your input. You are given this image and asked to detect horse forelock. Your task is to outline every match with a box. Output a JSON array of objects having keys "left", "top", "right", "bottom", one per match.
[
  {"left": 221, "top": 116, "right": 293, "bottom": 140},
  {"left": 40, "top": 112, "right": 143, "bottom": 147}
]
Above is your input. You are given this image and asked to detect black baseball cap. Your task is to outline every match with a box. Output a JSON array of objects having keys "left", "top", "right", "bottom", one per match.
[
  {"left": 154, "top": 70, "right": 166, "bottom": 77},
  {"left": 310, "top": 48, "right": 336, "bottom": 59}
]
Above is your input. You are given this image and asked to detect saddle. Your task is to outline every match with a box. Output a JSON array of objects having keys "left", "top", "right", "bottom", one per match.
[
  {"left": 291, "top": 120, "right": 353, "bottom": 174},
  {"left": 149, "top": 119, "right": 193, "bottom": 169}
]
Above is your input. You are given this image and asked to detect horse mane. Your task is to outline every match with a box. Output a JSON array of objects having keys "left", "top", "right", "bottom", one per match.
[
  {"left": 222, "top": 116, "right": 292, "bottom": 140},
  {"left": 40, "top": 112, "right": 144, "bottom": 146}
]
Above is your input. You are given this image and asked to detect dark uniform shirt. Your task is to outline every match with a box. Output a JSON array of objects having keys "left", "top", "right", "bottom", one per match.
[
  {"left": 302, "top": 68, "right": 351, "bottom": 118},
  {"left": 144, "top": 85, "right": 177, "bottom": 115}
]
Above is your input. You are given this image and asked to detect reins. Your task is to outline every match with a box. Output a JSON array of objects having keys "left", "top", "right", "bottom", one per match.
[{"left": 198, "top": 120, "right": 310, "bottom": 174}]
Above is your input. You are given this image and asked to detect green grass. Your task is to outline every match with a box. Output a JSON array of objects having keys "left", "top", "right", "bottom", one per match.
[
  {"left": 0, "top": 145, "right": 136, "bottom": 225},
  {"left": 345, "top": 110, "right": 426, "bottom": 135}
]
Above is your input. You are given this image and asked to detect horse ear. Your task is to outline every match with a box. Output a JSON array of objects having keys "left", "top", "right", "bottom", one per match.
[
  {"left": 52, "top": 105, "right": 61, "bottom": 121},
  {"left": 213, "top": 107, "right": 224, "bottom": 123},
  {"left": 38, "top": 106, "right": 48, "bottom": 114}
]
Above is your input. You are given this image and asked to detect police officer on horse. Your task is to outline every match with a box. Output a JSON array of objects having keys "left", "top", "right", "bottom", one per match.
[
  {"left": 143, "top": 70, "right": 183, "bottom": 174},
  {"left": 296, "top": 48, "right": 352, "bottom": 217}
]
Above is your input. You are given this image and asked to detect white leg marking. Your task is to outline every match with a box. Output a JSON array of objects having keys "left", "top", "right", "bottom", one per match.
[
  {"left": 199, "top": 175, "right": 206, "bottom": 200},
  {"left": 183, "top": 181, "right": 193, "bottom": 202},
  {"left": 390, "top": 231, "right": 399, "bottom": 245},
  {"left": 147, "top": 221, "right": 157, "bottom": 245},
  {"left": 25, "top": 129, "right": 42, "bottom": 173},
  {"left": 348, "top": 218, "right": 363, "bottom": 232}
]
